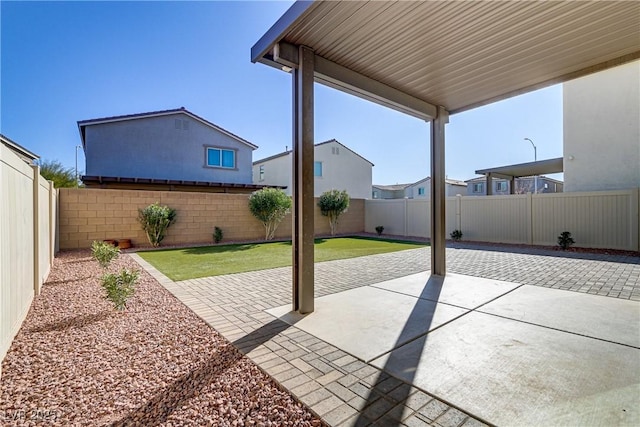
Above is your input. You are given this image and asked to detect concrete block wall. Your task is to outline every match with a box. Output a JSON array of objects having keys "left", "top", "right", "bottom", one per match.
[{"left": 58, "top": 189, "right": 365, "bottom": 249}]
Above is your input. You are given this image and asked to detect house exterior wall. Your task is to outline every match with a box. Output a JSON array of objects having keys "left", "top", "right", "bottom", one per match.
[
  {"left": 563, "top": 60, "right": 640, "bottom": 192},
  {"left": 84, "top": 112, "right": 254, "bottom": 184},
  {"left": 253, "top": 140, "right": 373, "bottom": 199},
  {"left": 405, "top": 180, "right": 430, "bottom": 199},
  {"left": 466, "top": 177, "right": 562, "bottom": 196}
]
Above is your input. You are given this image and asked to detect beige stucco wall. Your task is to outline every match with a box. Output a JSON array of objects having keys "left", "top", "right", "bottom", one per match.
[
  {"left": 58, "top": 188, "right": 365, "bottom": 249},
  {"left": 253, "top": 140, "right": 373, "bottom": 199},
  {"left": 563, "top": 60, "right": 640, "bottom": 192}
]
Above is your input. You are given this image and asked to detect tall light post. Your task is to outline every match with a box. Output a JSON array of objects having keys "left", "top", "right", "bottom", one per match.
[
  {"left": 524, "top": 137, "right": 537, "bottom": 194},
  {"left": 75, "top": 145, "right": 82, "bottom": 187}
]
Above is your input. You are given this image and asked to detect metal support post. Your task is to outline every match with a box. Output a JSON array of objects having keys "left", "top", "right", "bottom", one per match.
[{"left": 430, "top": 106, "right": 449, "bottom": 276}]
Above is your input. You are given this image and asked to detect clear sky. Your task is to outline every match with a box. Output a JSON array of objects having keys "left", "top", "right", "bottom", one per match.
[{"left": 1, "top": 1, "right": 563, "bottom": 185}]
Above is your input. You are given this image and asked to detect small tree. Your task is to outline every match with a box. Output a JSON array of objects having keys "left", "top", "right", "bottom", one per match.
[
  {"left": 318, "top": 189, "right": 350, "bottom": 236},
  {"left": 101, "top": 269, "right": 139, "bottom": 311},
  {"left": 557, "top": 231, "right": 575, "bottom": 250},
  {"left": 91, "top": 240, "right": 120, "bottom": 269},
  {"left": 38, "top": 159, "right": 77, "bottom": 188},
  {"left": 138, "top": 202, "right": 177, "bottom": 247},
  {"left": 248, "top": 188, "right": 292, "bottom": 240}
]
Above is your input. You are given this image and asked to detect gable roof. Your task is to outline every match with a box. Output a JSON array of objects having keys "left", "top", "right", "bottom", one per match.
[
  {"left": 253, "top": 139, "right": 374, "bottom": 166},
  {"left": 77, "top": 107, "right": 258, "bottom": 150},
  {"left": 375, "top": 177, "right": 467, "bottom": 190},
  {"left": 0, "top": 134, "right": 39, "bottom": 162}
]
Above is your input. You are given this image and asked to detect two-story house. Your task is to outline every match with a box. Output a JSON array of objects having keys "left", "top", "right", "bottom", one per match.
[
  {"left": 372, "top": 177, "right": 466, "bottom": 199},
  {"left": 252, "top": 139, "right": 373, "bottom": 199},
  {"left": 78, "top": 107, "right": 264, "bottom": 193}
]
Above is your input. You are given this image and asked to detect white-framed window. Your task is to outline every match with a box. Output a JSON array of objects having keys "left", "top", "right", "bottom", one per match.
[
  {"left": 496, "top": 181, "right": 507, "bottom": 192},
  {"left": 418, "top": 187, "right": 425, "bottom": 196},
  {"left": 206, "top": 147, "right": 235, "bottom": 169},
  {"left": 259, "top": 165, "right": 264, "bottom": 181},
  {"left": 472, "top": 183, "right": 484, "bottom": 193},
  {"left": 314, "top": 161, "right": 323, "bottom": 177}
]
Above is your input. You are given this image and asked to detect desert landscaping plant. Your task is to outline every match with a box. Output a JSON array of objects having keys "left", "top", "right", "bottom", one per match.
[
  {"left": 138, "top": 202, "right": 177, "bottom": 247},
  {"left": 37, "top": 159, "right": 78, "bottom": 188},
  {"left": 318, "top": 189, "right": 350, "bottom": 236},
  {"left": 450, "top": 229, "right": 463, "bottom": 242},
  {"left": 213, "top": 226, "right": 224, "bottom": 244},
  {"left": 101, "top": 268, "right": 139, "bottom": 311},
  {"left": 91, "top": 240, "right": 120, "bottom": 269},
  {"left": 248, "top": 188, "right": 292, "bottom": 240},
  {"left": 375, "top": 225, "right": 384, "bottom": 236},
  {"left": 557, "top": 231, "right": 575, "bottom": 250}
]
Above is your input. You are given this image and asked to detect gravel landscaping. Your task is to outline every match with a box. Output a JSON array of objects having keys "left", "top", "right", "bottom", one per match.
[{"left": 0, "top": 250, "right": 323, "bottom": 426}]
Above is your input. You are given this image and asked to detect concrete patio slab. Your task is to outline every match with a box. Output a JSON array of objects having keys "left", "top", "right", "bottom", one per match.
[
  {"left": 371, "top": 311, "right": 640, "bottom": 426},
  {"left": 267, "top": 284, "right": 468, "bottom": 362},
  {"left": 478, "top": 284, "right": 640, "bottom": 348},
  {"left": 370, "top": 271, "right": 520, "bottom": 309}
]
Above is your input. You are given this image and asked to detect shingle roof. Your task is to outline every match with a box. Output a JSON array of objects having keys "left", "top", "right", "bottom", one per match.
[{"left": 77, "top": 107, "right": 258, "bottom": 150}]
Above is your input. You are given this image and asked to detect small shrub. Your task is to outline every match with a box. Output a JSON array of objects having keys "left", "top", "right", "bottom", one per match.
[
  {"left": 450, "top": 229, "right": 463, "bottom": 242},
  {"left": 101, "top": 269, "right": 139, "bottom": 311},
  {"left": 375, "top": 225, "right": 384, "bottom": 236},
  {"left": 138, "top": 202, "right": 177, "bottom": 247},
  {"left": 213, "top": 226, "right": 224, "bottom": 244},
  {"left": 248, "top": 188, "right": 292, "bottom": 240},
  {"left": 91, "top": 240, "right": 120, "bottom": 269},
  {"left": 318, "top": 189, "right": 350, "bottom": 236},
  {"left": 557, "top": 231, "right": 575, "bottom": 250}
]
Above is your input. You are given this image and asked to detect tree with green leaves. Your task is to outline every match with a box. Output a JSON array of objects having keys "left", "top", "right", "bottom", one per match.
[
  {"left": 318, "top": 189, "right": 350, "bottom": 236},
  {"left": 248, "top": 188, "right": 292, "bottom": 240},
  {"left": 38, "top": 159, "right": 77, "bottom": 188}
]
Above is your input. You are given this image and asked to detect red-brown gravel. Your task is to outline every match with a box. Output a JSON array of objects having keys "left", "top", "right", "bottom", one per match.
[{"left": 0, "top": 250, "right": 323, "bottom": 426}]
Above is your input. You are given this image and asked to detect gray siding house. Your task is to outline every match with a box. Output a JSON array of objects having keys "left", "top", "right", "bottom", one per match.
[
  {"left": 78, "top": 108, "right": 260, "bottom": 192},
  {"left": 465, "top": 175, "right": 563, "bottom": 196}
]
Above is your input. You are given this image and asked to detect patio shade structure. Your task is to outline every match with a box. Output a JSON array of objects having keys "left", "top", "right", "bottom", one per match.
[
  {"left": 251, "top": 0, "right": 640, "bottom": 314},
  {"left": 475, "top": 157, "right": 564, "bottom": 195}
]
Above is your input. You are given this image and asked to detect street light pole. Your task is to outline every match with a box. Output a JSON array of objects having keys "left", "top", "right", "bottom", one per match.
[
  {"left": 75, "top": 145, "right": 82, "bottom": 187},
  {"left": 524, "top": 137, "right": 537, "bottom": 194}
]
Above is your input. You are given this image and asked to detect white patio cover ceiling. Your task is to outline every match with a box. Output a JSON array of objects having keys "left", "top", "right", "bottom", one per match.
[{"left": 252, "top": 1, "right": 640, "bottom": 116}]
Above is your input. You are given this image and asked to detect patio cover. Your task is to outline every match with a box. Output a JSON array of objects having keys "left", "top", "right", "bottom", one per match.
[{"left": 251, "top": 0, "right": 640, "bottom": 313}]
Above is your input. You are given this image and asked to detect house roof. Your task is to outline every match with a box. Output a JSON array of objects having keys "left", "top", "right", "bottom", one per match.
[
  {"left": 0, "top": 133, "right": 39, "bottom": 162},
  {"left": 81, "top": 175, "right": 284, "bottom": 190},
  {"left": 375, "top": 177, "right": 467, "bottom": 190},
  {"left": 372, "top": 183, "right": 412, "bottom": 192},
  {"left": 252, "top": 1, "right": 639, "bottom": 119},
  {"left": 253, "top": 138, "right": 374, "bottom": 166},
  {"left": 77, "top": 107, "right": 258, "bottom": 150}
]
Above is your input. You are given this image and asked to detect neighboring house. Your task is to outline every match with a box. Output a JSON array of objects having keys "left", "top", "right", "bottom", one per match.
[
  {"left": 465, "top": 175, "right": 563, "bottom": 196},
  {"left": 252, "top": 139, "right": 373, "bottom": 199},
  {"left": 373, "top": 177, "right": 466, "bottom": 199},
  {"left": 1, "top": 134, "right": 38, "bottom": 165},
  {"left": 563, "top": 60, "right": 640, "bottom": 192},
  {"left": 78, "top": 107, "right": 266, "bottom": 193}
]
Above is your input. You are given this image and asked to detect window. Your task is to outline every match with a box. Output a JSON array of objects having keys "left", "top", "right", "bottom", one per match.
[
  {"left": 496, "top": 181, "right": 507, "bottom": 192},
  {"left": 206, "top": 147, "right": 235, "bottom": 168},
  {"left": 418, "top": 187, "right": 425, "bottom": 196},
  {"left": 314, "top": 161, "right": 323, "bottom": 177},
  {"left": 373, "top": 190, "right": 379, "bottom": 199},
  {"left": 472, "top": 183, "right": 484, "bottom": 193},
  {"left": 259, "top": 165, "right": 264, "bottom": 181}
]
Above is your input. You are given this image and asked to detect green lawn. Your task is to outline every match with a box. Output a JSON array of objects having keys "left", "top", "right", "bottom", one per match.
[{"left": 138, "top": 237, "right": 426, "bottom": 281}]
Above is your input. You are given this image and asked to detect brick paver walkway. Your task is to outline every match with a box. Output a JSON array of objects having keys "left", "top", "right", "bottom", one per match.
[{"left": 131, "top": 244, "right": 639, "bottom": 427}]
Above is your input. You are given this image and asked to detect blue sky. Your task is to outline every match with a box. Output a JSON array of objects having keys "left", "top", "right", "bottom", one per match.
[{"left": 1, "top": 1, "right": 563, "bottom": 184}]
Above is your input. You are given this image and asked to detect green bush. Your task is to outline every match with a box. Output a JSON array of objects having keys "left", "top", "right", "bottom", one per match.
[
  {"left": 557, "top": 231, "right": 575, "bottom": 250},
  {"left": 248, "top": 188, "right": 292, "bottom": 240},
  {"left": 91, "top": 240, "right": 120, "bottom": 269},
  {"left": 450, "top": 229, "right": 463, "bottom": 242},
  {"left": 318, "top": 190, "right": 350, "bottom": 236},
  {"left": 375, "top": 225, "right": 384, "bottom": 236},
  {"left": 213, "top": 226, "right": 223, "bottom": 244},
  {"left": 101, "top": 269, "right": 139, "bottom": 311},
  {"left": 138, "top": 202, "right": 177, "bottom": 247}
]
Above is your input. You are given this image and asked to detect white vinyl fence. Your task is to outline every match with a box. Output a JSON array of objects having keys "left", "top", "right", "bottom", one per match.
[
  {"left": 365, "top": 189, "right": 639, "bottom": 251},
  {"left": 1, "top": 144, "right": 57, "bottom": 374}
]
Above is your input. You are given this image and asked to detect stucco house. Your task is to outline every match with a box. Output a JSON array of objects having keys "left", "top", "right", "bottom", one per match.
[
  {"left": 252, "top": 139, "right": 373, "bottom": 199},
  {"left": 465, "top": 175, "right": 563, "bottom": 196},
  {"left": 372, "top": 177, "right": 466, "bottom": 199},
  {"left": 78, "top": 107, "right": 265, "bottom": 193},
  {"left": 563, "top": 60, "right": 639, "bottom": 192}
]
